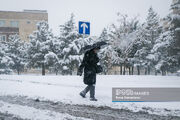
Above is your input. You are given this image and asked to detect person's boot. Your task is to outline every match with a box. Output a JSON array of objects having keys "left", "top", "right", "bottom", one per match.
[
  {"left": 79, "top": 92, "right": 85, "bottom": 98},
  {"left": 90, "top": 97, "right": 97, "bottom": 101}
]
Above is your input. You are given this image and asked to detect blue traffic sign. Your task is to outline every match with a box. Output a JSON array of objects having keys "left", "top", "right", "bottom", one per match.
[{"left": 79, "top": 21, "right": 90, "bottom": 35}]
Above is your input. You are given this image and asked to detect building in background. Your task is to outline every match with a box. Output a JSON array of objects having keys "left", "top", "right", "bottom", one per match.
[{"left": 0, "top": 10, "right": 48, "bottom": 41}]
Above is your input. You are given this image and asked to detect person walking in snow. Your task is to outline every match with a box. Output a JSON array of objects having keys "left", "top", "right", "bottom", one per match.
[{"left": 77, "top": 46, "right": 102, "bottom": 101}]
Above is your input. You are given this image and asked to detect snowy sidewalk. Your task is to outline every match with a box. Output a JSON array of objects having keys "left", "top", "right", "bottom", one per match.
[{"left": 0, "top": 75, "right": 180, "bottom": 118}]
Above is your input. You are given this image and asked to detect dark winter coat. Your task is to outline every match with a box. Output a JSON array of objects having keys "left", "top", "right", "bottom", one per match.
[{"left": 77, "top": 50, "right": 100, "bottom": 85}]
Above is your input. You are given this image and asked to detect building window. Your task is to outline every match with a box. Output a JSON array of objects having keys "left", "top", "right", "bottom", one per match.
[
  {"left": 9, "top": 35, "right": 15, "bottom": 39},
  {"left": 10, "top": 21, "right": 19, "bottom": 27},
  {"left": 0, "top": 35, "right": 6, "bottom": 41},
  {"left": 0, "top": 20, "right": 5, "bottom": 27}
]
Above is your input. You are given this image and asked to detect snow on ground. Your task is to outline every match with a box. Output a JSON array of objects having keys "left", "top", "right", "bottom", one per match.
[
  {"left": 0, "top": 75, "right": 180, "bottom": 117},
  {"left": 0, "top": 100, "right": 91, "bottom": 120}
]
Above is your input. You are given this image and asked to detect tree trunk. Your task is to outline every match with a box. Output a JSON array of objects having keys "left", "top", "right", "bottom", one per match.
[
  {"left": 137, "top": 66, "right": 140, "bottom": 75},
  {"left": 148, "top": 66, "right": 151, "bottom": 75},
  {"left": 162, "top": 70, "right": 166, "bottom": 76},
  {"left": 120, "top": 65, "right": 123, "bottom": 75},
  {"left": 17, "top": 65, "right": 20, "bottom": 75},
  {"left": 42, "top": 63, "right": 45, "bottom": 76},
  {"left": 123, "top": 65, "right": 126, "bottom": 75},
  {"left": 129, "top": 67, "right": 131, "bottom": 75},
  {"left": 69, "top": 66, "right": 73, "bottom": 75},
  {"left": 17, "top": 69, "right": 20, "bottom": 75},
  {"left": 155, "top": 70, "right": 157, "bottom": 76},
  {"left": 145, "top": 68, "right": 147, "bottom": 75},
  {"left": 132, "top": 66, "right": 134, "bottom": 75}
]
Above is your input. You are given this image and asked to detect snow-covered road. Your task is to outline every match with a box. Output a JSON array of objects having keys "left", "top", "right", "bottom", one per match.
[
  {"left": 0, "top": 75, "right": 180, "bottom": 119},
  {"left": 0, "top": 95, "right": 179, "bottom": 120}
]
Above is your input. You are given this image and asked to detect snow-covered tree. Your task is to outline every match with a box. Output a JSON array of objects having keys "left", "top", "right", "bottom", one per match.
[
  {"left": 150, "top": 30, "right": 174, "bottom": 75},
  {"left": 132, "top": 26, "right": 150, "bottom": 75},
  {"left": 132, "top": 7, "right": 161, "bottom": 75},
  {"left": 4, "top": 35, "right": 26, "bottom": 74},
  {"left": 150, "top": 0, "right": 180, "bottom": 75},
  {"left": 0, "top": 40, "right": 13, "bottom": 74},
  {"left": 110, "top": 14, "right": 139, "bottom": 52},
  {"left": 48, "top": 36, "right": 63, "bottom": 75},
  {"left": 58, "top": 13, "right": 80, "bottom": 74},
  {"left": 27, "top": 21, "right": 58, "bottom": 75},
  {"left": 58, "top": 13, "right": 93, "bottom": 75},
  {"left": 109, "top": 13, "right": 140, "bottom": 74},
  {"left": 98, "top": 28, "right": 118, "bottom": 74},
  {"left": 168, "top": 0, "right": 180, "bottom": 72},
  {"left": 144, "top": 7, "right": 162, "bottom": 74}
]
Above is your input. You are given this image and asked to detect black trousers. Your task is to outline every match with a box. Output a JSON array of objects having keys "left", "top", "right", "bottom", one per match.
[{"left": 81, "top": 85, "right": 95, "bottom": 98}]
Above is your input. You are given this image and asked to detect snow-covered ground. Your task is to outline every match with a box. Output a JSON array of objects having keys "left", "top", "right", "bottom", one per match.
[
  {"left": 0, "top": 100, "right": 91, "bottom": 120},
  {"left": 0, "top": 75, "right": 180, "bottom": 119}
]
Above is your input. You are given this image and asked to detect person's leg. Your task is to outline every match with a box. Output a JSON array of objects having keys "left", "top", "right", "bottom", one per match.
[
  {"left": 89, "top": 84, "right": 97, "bottom": 101},
  {"left": 83, "top": 85, "right": 91, "bottom": 94},
  {"left": 80, "top": 85, "right": 90, "bottom": 97},
  {"left": 89, "top": 85, "right": 95, "bottom": 98}
]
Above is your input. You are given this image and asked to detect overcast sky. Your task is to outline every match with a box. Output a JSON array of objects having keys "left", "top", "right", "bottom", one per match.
[{"left": 0, "top": 0, "right": 172, "bottom": 36}]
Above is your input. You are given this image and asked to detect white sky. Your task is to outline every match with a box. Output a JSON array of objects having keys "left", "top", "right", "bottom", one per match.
[{"left": 0, "top": 0, "right": 172, "bottom": 36}]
